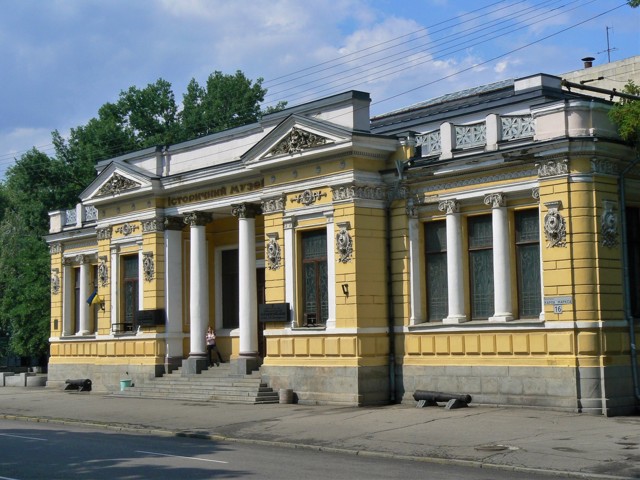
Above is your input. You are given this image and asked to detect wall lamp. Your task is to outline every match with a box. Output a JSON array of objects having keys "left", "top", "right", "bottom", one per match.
[{"left": 341, "top": 283, "right": 349, "bottom": 297}]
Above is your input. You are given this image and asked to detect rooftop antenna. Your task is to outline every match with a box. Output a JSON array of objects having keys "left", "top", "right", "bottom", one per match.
[{"left": 598, "top": 26, "right": 618, "bottom": 63}]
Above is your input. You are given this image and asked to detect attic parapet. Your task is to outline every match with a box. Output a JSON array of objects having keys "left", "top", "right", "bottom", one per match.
[
  {"left": 532, "top": 99, "right": 618, "bottom": 141},
  {"left": 49, "top": 203, "right": 98, "bottom": 234}
]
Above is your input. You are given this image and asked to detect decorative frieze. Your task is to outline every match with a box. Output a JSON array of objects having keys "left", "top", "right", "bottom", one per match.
[
  {"left": 183, "top": 211, "right": 212, "bottom": 227},
  {"left": 531, "top": 187, "right": 540, "bottom": 200},
  {"left": 291, "top": 189, "right": 327, "bottom": 206},
  {"left": 49, "top": 243, "right": 63, "bottom": 255},
  {"left": 142, "top": 252, "right": 154, "bottom": 282},
  {"left": 98, "top": 256, "right": 109, "bottom": 287},
  {"left": 96, "top": 173, "right": 140, "bottom": 197},
  {"left": 115, "top": 223, "right": 139, "bottom": 236},
  {"left": 261, "top": 195, "right": 285, "bottom": 214},
  {"left": 536, "top": 159, "right": 568, "bottom": 177},
  {"left": 268, "top": 127, "right": 330, "bottom": 156},
  {"left": 266, "top": 233, "right": 282, "bottom": 270},
  {"left": 96, "top": 227, "right": 112, "bottom": 241},
  {"left": 332, "top": 184, "right": 386, "bottom": 202},
  {"left": 600, "top": 200, "right": 619, "bottom": 248},
  {"left": 51, "top": 269, "right": 60, "bottom": 295},
  {"left": 336, "top": 222, "right": 353, "bottom": 263},
  {"left": 231, "top": 203, "right": 260, "bottom": 219},
  {"left": 142, "top": 219, "right": 164, "bottom": 233},
  {"left": 438, "top": 199, "right": 459, "bottom": 215},
  {"left": 543, "top": 201, "right": 567, "bottom": 248},
  {"left": 591, "top": 158, "right": 618, "bottom": 175},
  {"left": 484, "top": 193, "right": 506, "bottom": 209}
]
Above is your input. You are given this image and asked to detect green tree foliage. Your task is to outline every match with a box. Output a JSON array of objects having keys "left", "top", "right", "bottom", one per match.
[
  {"left": 609, "top": 80, "right": 640, "bottom": 145},
  {"left": 0, "top": 71, "right": 286, "bottom": 362}
]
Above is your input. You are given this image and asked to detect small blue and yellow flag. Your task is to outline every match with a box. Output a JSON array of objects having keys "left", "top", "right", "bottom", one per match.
[{"left": 86, "top": 290, "right": 102, "bottom": 306}]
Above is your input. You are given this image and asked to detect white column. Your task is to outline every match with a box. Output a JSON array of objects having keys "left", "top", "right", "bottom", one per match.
[
  {"left": 185, "top": 211, "right": 211, "bottom": 359},
  {"left": 485, "top": 193, "right": 513, "bottom": 322},
  {"left": 110, "top": 246, "right": 119, "bottom": 332},
  {"left": 408, "top": 207, "right": 424, "bottom": 325},
  {"left": 77, "top": 256, "right": 90, "bottom": 335},
  {"left": 284, "top": 216, "right": 297, "bottom": 327},
  {"left": 439, "top": 200, "right": 467, "bottom": 324},
  {"left": 164, "top": 217, "right": 184, "bottom": 365},
  {"left": 233, "top": 204, "right": 259, "bottom": 357},
  {"left": 62, "top": 260, "right": 73, "bottom": 336},
  {"left": 325, "top": 212, "right": 336, "bottom": 329}
]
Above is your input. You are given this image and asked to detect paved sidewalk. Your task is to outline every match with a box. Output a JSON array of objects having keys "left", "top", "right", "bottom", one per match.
[{"left": 0, "top": 388, "right": 638, "bottom": 479}]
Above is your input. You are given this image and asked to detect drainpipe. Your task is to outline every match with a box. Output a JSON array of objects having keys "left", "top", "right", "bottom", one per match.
[{"left": 620, "top": 155, "right": 640, "bottom": 403}]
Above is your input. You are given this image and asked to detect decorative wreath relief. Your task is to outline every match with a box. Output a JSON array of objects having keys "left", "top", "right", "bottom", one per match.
[
  {"left": 600, "top": 201, "right": 618, "bottom": 248},
  {"left": 266, "top": 234, "right": 281, "bottom": 270},
  {"left": 143, "top": 252, "right": 154, "bottom": 282},
  {"left": 336, "top": 222, "right": 353, "bottom": 263},
  {"left": 543, "top": 201, "right": 566, "bottom": 248}
]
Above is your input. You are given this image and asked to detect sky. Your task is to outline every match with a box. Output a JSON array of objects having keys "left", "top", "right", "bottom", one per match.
[{"left": 1, "top": 0, "right": 639, "bottom": 179}]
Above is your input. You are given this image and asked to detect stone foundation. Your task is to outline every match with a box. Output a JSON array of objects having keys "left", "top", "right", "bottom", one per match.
[{"left": 47, "top": 363, "right": 164, "bottom": 392}]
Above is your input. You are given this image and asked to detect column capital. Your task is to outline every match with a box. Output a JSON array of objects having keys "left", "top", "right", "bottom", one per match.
[
  {"left": 164, "top": 216, "right": 186, "bottom": 231},
  {"left": 438, "top": 199, "right": 459, "bottom": 215},
  {"left": 183, "top": 211, "right": 212, "bottom": 227},
  {"left": 231, "top": 203, "right": 260, "bottom": 219},
  {"left": 484, "top": 192, "right": 506, "bottom": 209}
]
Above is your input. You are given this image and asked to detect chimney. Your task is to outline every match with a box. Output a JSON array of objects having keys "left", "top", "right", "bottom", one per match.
[{"left": 581, "top": 57, "right": 595, "bottom": 69}]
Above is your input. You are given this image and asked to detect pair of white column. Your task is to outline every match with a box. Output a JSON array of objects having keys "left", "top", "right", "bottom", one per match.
[
  {"left": 438, "top": 195, "right": 512, "bottom": 323},
  {"left": 62, "top": 255, "right": 93, "bottom": 336},
  {"left": 183, "top": 206, "right": 259, "bottom": 362}
]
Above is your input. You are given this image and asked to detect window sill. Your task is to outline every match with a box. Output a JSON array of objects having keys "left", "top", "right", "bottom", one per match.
[
  {"left": 408, "top": 318, "right": 545, "bottom": 331},
  {"left": 292, "top": 325, "right": 326, "bottom": 331}
]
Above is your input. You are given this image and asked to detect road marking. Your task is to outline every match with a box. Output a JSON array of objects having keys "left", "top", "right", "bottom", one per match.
[
  {"left": 0, "top": 433, "right": 46, "bottom": 441},
  {"left": 0, "top": 476, "right": 21, "bottom": 480},
  {"left": 136, "top": 450, "right": 228, "bottom": 464}
]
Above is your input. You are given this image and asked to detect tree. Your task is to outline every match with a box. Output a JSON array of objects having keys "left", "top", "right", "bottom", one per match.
[{"left": 609, "top": 80, "right": 640, "bottom": 145}]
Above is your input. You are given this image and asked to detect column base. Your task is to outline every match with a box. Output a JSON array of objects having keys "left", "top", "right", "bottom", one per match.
[
  {"left": 182, "top": 356, "right": 208, "bottom": 375},
  {"left": 489, "top": 315, "right": 514, "bottom": 322},
  {"left": 443, "top": 315, "right": 468, "bottom": 324},
  {"left": 232, "top": 355, "right": 262, "bottom": 375}
]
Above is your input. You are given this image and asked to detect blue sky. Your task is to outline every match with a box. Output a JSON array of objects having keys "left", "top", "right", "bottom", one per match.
[{"left": 1, "top": 0, "right": 638, "bottom": 179}]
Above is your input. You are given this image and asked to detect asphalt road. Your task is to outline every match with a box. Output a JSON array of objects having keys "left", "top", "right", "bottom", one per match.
[{"left": 0, "top": 419, "right": 563, "bottom": 480}]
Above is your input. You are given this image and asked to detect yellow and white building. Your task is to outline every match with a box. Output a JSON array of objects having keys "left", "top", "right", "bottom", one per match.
[{"left": 46, "top": 69, "right": 640, "bottom": 415}]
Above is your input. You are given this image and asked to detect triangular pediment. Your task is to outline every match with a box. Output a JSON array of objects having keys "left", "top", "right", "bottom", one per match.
[
  {"left": 242, "top": 115, "right": 354, "bottom": 166},
  {"left": 80, "top": 162, "right": 155, "bottom": 203}
]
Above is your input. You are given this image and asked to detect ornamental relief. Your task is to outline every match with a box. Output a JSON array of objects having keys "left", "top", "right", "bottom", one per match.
[
  {"left": 143, "top": 252, "right": 154, "bottom": 282},
  {"left": 266, "top": 234, "right": 282, "bottom": 270},
  {"left": 142, "top": 219, "right": 164, "bottom": 233},
  {"left": 290, "top": 189, "right": 327, "bottom": 206},
  {"left": 332, "top": 184, "right": 386, "bottom": 202},
  {"left": 543, "top": 201, "right": 567, "bottom": 248},
  {"left": 49, "top": 243, "right": 62, "bottom": 255},
  {"left": 96, "top": 173, "right": 140, "bottom": 197},
  {"left": 484, "top": 192, "right": 506, "bottom": 209},
  {"left": 261, "top": 195, "right": 285, "bottom": 214},
  {"left": 97, "top": 227, "right": 112, "bottom": 241},
  {"left": 115, "top": 223, "right": 139, "bottom": 236},
  {"left": 600, "top": 201, "right": 618, "bottom": 248},
  {"left": 336, "top": 222, "right": 353, "bottom": 263},
  {"left": 591, "top": 158, "right": 618, "bottom": 175},
  {"left": 51, "top": 269, "right": 60, "bottom": 295},
  {"left": 268, "top": 127, "right": 330, "bottom": 156},
  {"left": 438, "top": 199, "right": 459, "bottom": 215},
  {"left": 98, "top": 256, "right": 109, "bottom": 287},
  {"left": 536, "top": 159, "right": 568, "bottom": 177}
]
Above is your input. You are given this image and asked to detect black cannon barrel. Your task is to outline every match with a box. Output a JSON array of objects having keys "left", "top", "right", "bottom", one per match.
[
  {"left": 413, "top": 390, "right": 472, "bottom": 404},
  {"left": 65, "top": 378, "right": 92, "bottom": 391}
]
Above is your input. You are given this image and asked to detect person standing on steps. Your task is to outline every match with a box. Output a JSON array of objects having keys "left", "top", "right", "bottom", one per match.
[{"left": 206, "top": 327, "right": 223, "bottom": 366}]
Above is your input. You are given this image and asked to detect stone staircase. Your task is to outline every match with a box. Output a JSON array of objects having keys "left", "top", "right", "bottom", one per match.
[{"left": 114, "top": 364, "right": 280, "bottom": 404}]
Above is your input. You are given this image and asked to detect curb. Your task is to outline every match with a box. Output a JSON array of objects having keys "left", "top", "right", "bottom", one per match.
[{"left": 0, "top": 414, "right": 634, "bottom": 480}]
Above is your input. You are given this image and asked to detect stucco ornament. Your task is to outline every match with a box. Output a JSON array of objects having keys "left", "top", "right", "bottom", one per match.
[
  {"left": 269, "top": 127, "right": 329, "bottom": 156},
  {"left": 336, "top": 222, "right": 353, "bottom": 263},
  {"left": 266, "top": 234, "right": 282, "bottom": 270},
  {"left": 98, "top": 256, "right": 109, "bottom": 287},
  {"left": 143, "top": 252, "right": 154, "bottom": 282},
  {"left": 543, "top": 201, "right": 566, "bottom": 248},
  {"left": 51, "top": 269, "right": 60, "bottom": 295},
  {"left": 600, "top": 201, "right": 618, "bottom": 248}
]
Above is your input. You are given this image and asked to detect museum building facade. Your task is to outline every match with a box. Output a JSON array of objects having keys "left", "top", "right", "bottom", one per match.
[{"left": 46, "top": 72, "right": 640, "bottom": 415}]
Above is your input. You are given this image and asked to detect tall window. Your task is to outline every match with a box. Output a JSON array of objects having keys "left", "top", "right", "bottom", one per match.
[
  {"left": 468, "top": 215, "right": 494, "bottom": 319},
  {"left": 221, "top": 249, "right": 239, "bottom": 329},
  {"left": 425, "top": 221, "right": 447, "bottom": 321},
  {"left": 302, "top": 230, "right": 328, "bottom": 326},
  {"left": 123, "top": 255, "right": 139, "bottom": 329},
  {"left": 515, "top": 209, "right": 541, "bottom": 317},
  {"left": 627, "top": 207, "right": 640, "bottom": 318}
]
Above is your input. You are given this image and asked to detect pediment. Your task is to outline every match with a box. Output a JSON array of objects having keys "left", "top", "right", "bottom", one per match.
[
  {"left": 80, "top": 162, "right": 154, "bottom": 203},
  {"left": 243, "top": 115, "right": 353, "bottom": 166}
]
